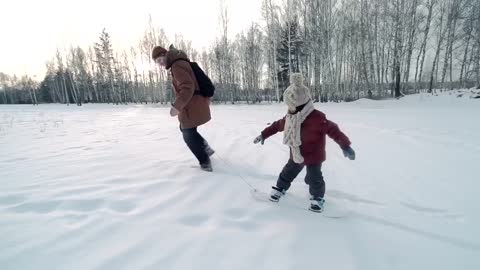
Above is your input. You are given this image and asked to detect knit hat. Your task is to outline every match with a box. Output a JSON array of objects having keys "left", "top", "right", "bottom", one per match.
[
  {"left": 283, "top": 73, "right": 312, "bottom": 111},
  {"left": 152, "top": 46, "right": 168, "bottom": 60}
]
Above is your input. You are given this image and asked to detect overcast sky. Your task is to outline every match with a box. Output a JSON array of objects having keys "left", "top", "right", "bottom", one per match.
[{"left": 0, "top": 0, "right": 264, "bottom": 79}]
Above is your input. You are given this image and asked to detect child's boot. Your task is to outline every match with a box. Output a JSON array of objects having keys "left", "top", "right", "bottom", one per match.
[
  {"left": 269, "top": 186, "right": 286, "bottom": 202},
  {"left": 309, "top": 197, "right": 325, "bottom": 212}
]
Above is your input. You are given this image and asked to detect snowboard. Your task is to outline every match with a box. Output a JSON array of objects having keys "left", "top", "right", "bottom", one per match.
[{"left": 250, "top": 189, "right": 349, "bottom": 218}]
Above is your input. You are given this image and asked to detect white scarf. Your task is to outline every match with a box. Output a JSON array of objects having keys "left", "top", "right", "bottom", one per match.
[{"left": 283, "top": 101, "right": 315, "bottom": 164}]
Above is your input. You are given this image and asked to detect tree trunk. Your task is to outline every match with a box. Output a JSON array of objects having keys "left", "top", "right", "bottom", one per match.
[
  {"left": 62, "top": 73, "right": 69, "bottom": 105},
  {"left": 68, "top": 72, "right": 80, "bottom": 105},
  {"left": 440, "top": 2, "right": 455, "bottom": 90},
  {"left": 459, "top": 34, "right": 471, "bottom": 87},
  {"left": 403, "top": 0, "right": 419, "bottom": 93},
  {"left": 428, "top": 2, "right": 447, "bottom": 93}
]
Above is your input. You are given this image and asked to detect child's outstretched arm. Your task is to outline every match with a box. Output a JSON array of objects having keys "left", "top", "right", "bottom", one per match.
[
  {"left": 253, "top": 118, "right": 286, "bottom": 145},
  {"left": 325, "top": 119, "right": 356, "bottom": 160}
]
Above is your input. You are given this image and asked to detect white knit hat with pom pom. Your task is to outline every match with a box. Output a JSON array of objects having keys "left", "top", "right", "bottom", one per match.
[{"left": 283, "top": 73, "right": 312, "bottom": 111}]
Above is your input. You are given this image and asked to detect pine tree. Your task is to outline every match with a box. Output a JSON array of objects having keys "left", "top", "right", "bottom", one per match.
[{"left": 94, "top": 29, "right": 118, "bottom": 104}]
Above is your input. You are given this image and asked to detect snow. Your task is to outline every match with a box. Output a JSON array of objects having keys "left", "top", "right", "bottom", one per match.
[{"left": 1, "top": 92, "right": 479, "bottom": 270}]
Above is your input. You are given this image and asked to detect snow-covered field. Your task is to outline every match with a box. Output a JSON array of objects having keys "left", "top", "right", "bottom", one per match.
[{"left": 1, "top": 92, "right": 479, "bottom": 270}]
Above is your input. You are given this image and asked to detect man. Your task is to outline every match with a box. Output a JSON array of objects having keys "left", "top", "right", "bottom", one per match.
[{"left": 152, "top": 45, "right": 214, "bottom": 172}]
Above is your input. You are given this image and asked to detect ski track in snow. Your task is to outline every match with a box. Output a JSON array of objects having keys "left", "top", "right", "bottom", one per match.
[{"left": 1, "top": 93, "right": 479, "bottom": 270}]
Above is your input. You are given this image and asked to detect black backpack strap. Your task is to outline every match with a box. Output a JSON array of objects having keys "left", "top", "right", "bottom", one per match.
[{"left": 170, "top": 58, "right": 201, "bottom": 94}]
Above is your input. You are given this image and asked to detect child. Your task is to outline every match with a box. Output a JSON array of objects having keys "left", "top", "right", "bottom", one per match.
[{"left": 253, "top": 73, "right": 355, "bottom": 213}]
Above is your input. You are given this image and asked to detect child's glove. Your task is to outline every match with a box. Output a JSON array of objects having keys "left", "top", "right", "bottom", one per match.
[
  {"left": 342, "top": 146, "right": 356, "bottom": 160},
  {"left": 253, "top": 135, "right": 265, "bottom": 145}
]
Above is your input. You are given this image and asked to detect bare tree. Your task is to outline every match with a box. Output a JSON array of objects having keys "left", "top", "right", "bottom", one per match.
[
  {"left": 262, "top": 0, "right": 281, "bottom": 101},
  {"left": 429, "top": 1, "right": 449, "bottom": 93},
  {"left": 56, "top": 49, "right": 69, "bottom": 105}
]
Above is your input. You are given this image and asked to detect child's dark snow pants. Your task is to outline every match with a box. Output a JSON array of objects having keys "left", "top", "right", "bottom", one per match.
[{"left": 276, "top": 159, "right": 325, "bottom": 198}]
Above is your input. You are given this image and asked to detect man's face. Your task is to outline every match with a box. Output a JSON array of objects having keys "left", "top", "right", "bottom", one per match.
[{"left": 155, "top": 56, "right": 167, "bottom": 67}]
